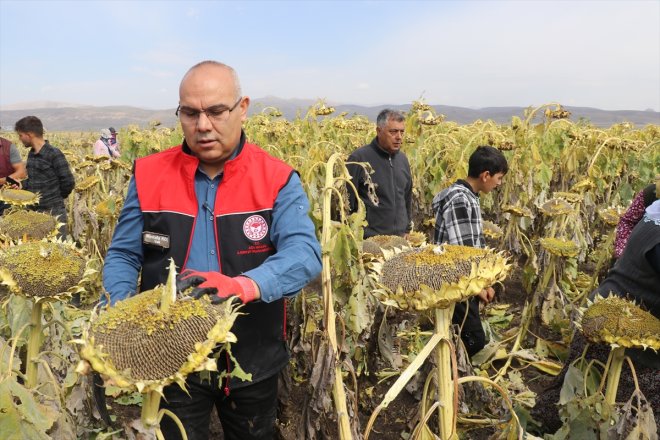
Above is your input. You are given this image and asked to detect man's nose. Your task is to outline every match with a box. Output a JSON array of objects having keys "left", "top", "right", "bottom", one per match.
[{"left": 197, "top": 112, "right": 213, "bottom": 131}]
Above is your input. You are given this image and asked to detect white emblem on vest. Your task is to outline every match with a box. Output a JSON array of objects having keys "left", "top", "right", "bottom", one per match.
[{"left": 243, "top": 215, "right": 268, "bottom": 241}]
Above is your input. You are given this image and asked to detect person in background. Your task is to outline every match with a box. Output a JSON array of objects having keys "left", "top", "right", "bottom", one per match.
[
  {"left": 0, "top": 129, "right": 28, "bottom": 214},
  {"left": 432, "top": 145, "right": 508, "bottom": 357},
  {"left": 14, "top": 116, "right": 75, "bottom": 236},
  {"left": 93, "top": 128, "right": 120, "bottom": 158},
  {"left": 347, "top": 109, "right": 412, "bottom": 238},
  {"left": 108, "top": 127, "right": 119, "bottom": 148},
  {"left": 613, "top": 177, "right": 659, "bottom": 258},
  {"left": 102, "top": 60, "right": 322, "bottom": 440}
]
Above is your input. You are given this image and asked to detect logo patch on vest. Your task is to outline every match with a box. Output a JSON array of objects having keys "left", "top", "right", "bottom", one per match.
[
  {"left": 243, "top": 215, "right": 268, "bottom": 241},
  {"left": 143, "top": 231, "right": 170, "bottom": 249}
]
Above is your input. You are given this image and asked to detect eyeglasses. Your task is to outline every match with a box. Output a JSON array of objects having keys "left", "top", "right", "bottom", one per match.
[{"left": 176, "top": 97, "right": 242, "bottom": 124}]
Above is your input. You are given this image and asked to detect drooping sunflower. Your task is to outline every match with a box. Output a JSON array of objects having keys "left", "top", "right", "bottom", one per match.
[
  {"left": 482, "top": 220, "right": 504, "bottom": 239},
  {"left": 75, "top": 262, "right": 241, "bottom": 433},
  {"left": 75, "top": 175, "right": 101, "bottom": 192},
  {"left": 575, "top": 294, "right": 660, "bottom": 406},
  {"left": 77, "top": 286, "right": 240, "bottom": 394},
  {"left": 539, "top": 198, "right": 573, "bottom": 217},
  {"left": 362, "top": 235, "right": 410, "bottom": 258},
  {"left": 0, "top": 239, "right": 92, "bottom": 301},
  {"left": 598, "top": 206, "right": 624, "bottom": 227},
  {"left": 0, "top": 188, "right": 40, "bottom": 207},
  {"left": 502, "top": 204, "right": 533, "bottom": 218},
  {"left": 375, "top": 244, "right": 510, "bottom": 311},
  {"left": 577, "top": 294, "right": 660, "bottom": 351},
  {"left": 539, "top": 237, "right": 580, "bottom": 258},
  {"left": 0, "top": 209, "right": 59, "bottom": 242}
]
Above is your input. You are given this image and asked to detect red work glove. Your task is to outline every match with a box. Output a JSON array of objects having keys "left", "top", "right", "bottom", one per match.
[{"left": 176, "top": 269, "right": 258, "bottom": 304}]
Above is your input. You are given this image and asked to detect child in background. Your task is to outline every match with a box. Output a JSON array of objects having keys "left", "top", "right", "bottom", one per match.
[{"left": 432, "top": 145, "right": 509, "bottom": 357}]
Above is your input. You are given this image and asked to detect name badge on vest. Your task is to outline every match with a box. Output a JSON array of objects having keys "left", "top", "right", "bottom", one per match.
[{"left": 143, "top": 232, "right": 170, "bottom": 249}]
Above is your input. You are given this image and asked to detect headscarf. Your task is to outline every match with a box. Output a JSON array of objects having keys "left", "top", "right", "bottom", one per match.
[{"left": 645, "top": 198, "right": 660, "bottom": 225}]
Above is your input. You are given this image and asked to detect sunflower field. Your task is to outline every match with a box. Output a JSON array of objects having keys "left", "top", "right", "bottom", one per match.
[{"left": 0, "top": 101, "right": 658, "bottom": 439}]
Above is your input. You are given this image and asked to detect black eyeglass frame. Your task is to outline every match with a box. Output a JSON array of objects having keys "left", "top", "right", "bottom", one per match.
[{"left": 175, "top": 96, "right": 243, "bottom": 122}]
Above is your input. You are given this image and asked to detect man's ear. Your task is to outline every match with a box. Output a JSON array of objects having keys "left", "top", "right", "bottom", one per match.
[{"left": 479, "top": 170, "right": 490, "bottom": 181}]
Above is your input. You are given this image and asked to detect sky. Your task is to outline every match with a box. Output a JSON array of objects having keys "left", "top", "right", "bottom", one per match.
[{"left": 1, "top": 0, "right": 659, "bottom": 111}]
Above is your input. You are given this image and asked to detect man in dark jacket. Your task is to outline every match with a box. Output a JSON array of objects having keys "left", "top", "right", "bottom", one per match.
[
  {"left": 347, "top": 109, "right": 412, "bottom": 238},
  {"left": 14, "top": 116, "right": 74, "bottom": 236}
]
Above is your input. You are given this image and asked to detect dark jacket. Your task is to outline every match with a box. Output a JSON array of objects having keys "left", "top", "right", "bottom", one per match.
[
  {"left": 347, "top": 138, "right": 412, "bottom": 238},
  {"left": 24, "top": 142, "right": 75, "bottom": 214},
  {"left": 134, "top": 140, "right": 295, "bottom": 388},
  {"left": 596, "top": 217, "right": 660, "bottom": 317}
]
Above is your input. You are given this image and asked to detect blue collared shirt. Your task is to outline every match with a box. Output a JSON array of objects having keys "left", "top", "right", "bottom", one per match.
[{"left": 103, "top": 166, "right": 321, "bottom": 305}]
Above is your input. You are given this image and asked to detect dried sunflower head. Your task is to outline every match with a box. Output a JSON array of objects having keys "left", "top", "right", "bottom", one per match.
[
  {"left": 362, "top": 235, "right": 410, "bottom": 257},
  {"left": 571, "top": 178, "right": 596, "bottom": 193},
  {"left": 75, "top": 175, "right": 101, "bottom": 192},
  {"left": 539, "top": 198, "right": 573, "bottom": 217},
  {"left": 95, "top": 196, "right": 123, "bottom": 219},
  {"left": 375, "top": 244, "right": 510, "bottom": 311},
  {"left": 539, "top": 237, "right": 580, "bottom": 257},
  {"left": 482, "top": 220, "right": 503, "bottom": 239},
  {"left": 553, "top": 191, "right": 583, "bottom": 204},
  {"left": 76, "top": 286, "right": 240, "bottom": 394},
  {"left": 0, "top": 239, "right": 92, "bottom": 301},
  {"left": 0, "top": 209, "right": 59, "bottom": 241},
  {"left": 577, "top": 295, "right": 660, "bottom": 351},
  {"left": 598, "top": 206, "right": 624, "bottom": 227},
  {"left": 502, "top": 204, "right": 533, "bottom": 218},
  {"left": 0, "top": 188, "right": 40, "bottom": 207}
]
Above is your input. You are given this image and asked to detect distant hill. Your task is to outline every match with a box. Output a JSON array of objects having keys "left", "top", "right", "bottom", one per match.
[{"left": 1, "top": 98, "right": 658, "bottom": 131}]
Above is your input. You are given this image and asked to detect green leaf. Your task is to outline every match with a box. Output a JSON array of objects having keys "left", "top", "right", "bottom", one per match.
[{"left": 0, "top": 377, "right": 58, "bottom": 440}]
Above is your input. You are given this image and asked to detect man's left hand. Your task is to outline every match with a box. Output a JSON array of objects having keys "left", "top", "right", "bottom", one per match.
[{"left": 176, "top": 269, "right": 259, "bottom": 304}]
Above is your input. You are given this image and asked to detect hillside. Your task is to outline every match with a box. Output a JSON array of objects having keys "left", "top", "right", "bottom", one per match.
[{"left": 1, "top": 98, "right": 658, "bottom": 131}]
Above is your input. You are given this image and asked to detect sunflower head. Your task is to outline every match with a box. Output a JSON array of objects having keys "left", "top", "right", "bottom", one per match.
[
  {"left": 571, "top": 178, "right": 596, "bottom": 193},
  {"left": 577, "top": 295, "right": 660, "bottom": 351},
  {"left": 0, "top": 188, "right": 40, "bottom": 207},
  {"left": 0, "top": 239, "right": 92, "bottom": 301},
  {"left": 76, "top": 285, "right": 241, "bottom": 394},
  {"left": 553, "top": 191, "right": 583, "bottom": 204},
  {"left": 375, "top": 244, "right": 510, "bottom": 311},
  {"left": 95, "top": 196, "right": 123, "bottom": 219},
  {"left": 539, "top": 237, "right": 580, "bottom": 258},
  {"left": 75, "top": 175, "right": 101, "bottom": 192},
  {"left": 0, "top": 209, "right": 59, "bottom": 241},
  {"left": 502, "top": 204, "right": 533, "bottom": 218},
  {"left": 539, "top": 198, "right": 573, "bottom": 217},
  {"left": 362, "top": 235, "right": 410, "bottom": 257},
  {"left": 482, "top": 220, "right": 503, "bottom": 239},
  {"left": 598, "top": 206, "right": 624, "bottom": 227}
]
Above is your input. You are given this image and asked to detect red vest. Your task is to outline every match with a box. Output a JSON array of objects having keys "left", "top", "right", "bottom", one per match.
[
  {"left": 134, "top": 141, "right": 295, "bottom": 388},
  {"left": 0, "top": 137, "right": 14, "bottom": 178}
]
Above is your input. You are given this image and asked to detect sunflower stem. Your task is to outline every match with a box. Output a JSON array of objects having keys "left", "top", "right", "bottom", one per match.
[
  {"left": 604, "top": 346, "right": 625, "bottom": 406},
  {"left": 26, "top": 300, "right": 44, "bottom": 388},
  {"left": 141, "top": 390, "right": 162, "bottom": 428},
  {"left": 434, "top": 306, "right": 455, "bottom": 440}
]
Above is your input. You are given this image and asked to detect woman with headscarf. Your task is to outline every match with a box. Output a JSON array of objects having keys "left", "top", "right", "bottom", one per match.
[{"left": 93, "top": 128, "right": 120, "bottom": 158}]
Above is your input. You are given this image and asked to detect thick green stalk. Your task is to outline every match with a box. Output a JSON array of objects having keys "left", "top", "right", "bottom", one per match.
[
  {"left": 604, "top": 346, "right": 625, "bottom": 406},
  {"left": 26, "top": 300, "right": 44, "bottom": 388}
]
